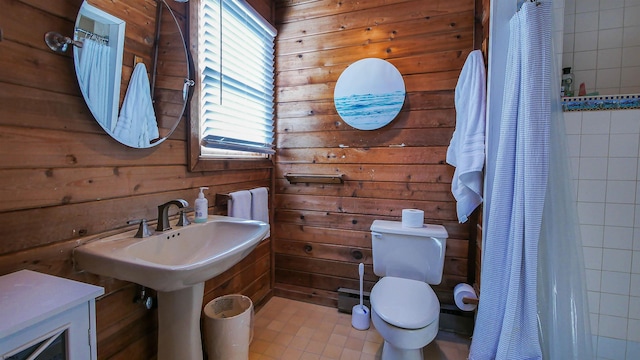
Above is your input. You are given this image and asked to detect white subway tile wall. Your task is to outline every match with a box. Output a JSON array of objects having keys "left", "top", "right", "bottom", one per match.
[
  {"left": 566, "top": 108, "right": 640, "bottom": 360},
  {"left": 564, "top": 0, "right": 640, "bottom": 94}
]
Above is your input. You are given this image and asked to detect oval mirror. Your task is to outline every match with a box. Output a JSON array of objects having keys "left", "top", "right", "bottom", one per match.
[
  {"left": 334, "top": 58, "right": 405, "bottom": 131},
  {"left": 73, "top": 0, "right": 191, "bottom": 148}
]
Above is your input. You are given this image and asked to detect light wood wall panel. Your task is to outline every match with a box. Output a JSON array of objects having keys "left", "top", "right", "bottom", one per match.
[
  {"left": 273, "top": 0, "right": 478, "bottom": 307},
  {"left": 0, "top": 0, "right": 274, "bottom": 359}
]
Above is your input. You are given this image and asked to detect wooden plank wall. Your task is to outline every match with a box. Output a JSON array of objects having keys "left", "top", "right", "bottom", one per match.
[
  {"left": 474, "top": 0, "right": 491, "bottom": 294},
  {"left": 273, "top": 0, "right": 479, "bottom": 308},
  {"left": 0, "top": 0, "right": 274, "bottom": 359}
]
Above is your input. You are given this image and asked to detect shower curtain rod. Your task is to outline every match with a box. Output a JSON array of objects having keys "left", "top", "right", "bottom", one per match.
[
  {"left": 517, "top": 0, "right": 541, "bottom": 10},
  {"left": 74, "top": 28, "right": 109, "bottom": 45}
]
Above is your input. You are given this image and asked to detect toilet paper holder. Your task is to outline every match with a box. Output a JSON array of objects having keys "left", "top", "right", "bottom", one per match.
[
  {"left": 462, "top": 297, "right": 479, "bottom": 305},
  {"left": 454, "top": 283, "right": 479, "bottom": 312}
]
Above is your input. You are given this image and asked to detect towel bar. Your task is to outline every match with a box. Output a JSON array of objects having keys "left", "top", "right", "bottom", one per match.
[
  {"left": 215, "top": 193, "right": 231, "bottom": 208},
  {"left": 285, "top": 173, "right": 344, "bottom": 184}
]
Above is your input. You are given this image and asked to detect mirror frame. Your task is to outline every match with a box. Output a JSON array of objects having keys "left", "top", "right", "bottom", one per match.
[{"left": 73, "top": 0, "right": 192, "bottom": 148}]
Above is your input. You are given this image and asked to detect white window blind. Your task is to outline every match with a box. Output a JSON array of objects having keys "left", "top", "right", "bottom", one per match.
[{"left": 199, "top": 0, "right": 276, "bottom": 156}]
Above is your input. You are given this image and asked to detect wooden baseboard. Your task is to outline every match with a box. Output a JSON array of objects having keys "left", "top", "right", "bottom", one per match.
[
  {"left": 337, "top": 287, "right": 371, "bottom": 313},
  {"left": 439, "top": 305, "right": 475, "bottom": 335}
]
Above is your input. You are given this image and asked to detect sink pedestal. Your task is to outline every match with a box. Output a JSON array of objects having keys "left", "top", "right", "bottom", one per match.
[{"left": 157, "top": 283, "right": 205, "bottom": 360}]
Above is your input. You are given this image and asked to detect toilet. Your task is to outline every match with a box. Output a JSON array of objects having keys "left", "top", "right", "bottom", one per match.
[{"left": 369, "top": 219, "right": 448, "bottom": 360}]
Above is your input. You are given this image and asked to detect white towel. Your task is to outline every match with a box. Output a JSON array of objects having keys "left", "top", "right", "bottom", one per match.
[
  {"left": 114, "top": 62, "right": 159, "bottom": 147},
  {"left": 250, "top": 187, "right": 270, "bottom": 238},
  {"left": 228, "top": 190, "right": 252, "bottom": 219},
  {"left": 249, "top": 187, "right": 269, "bottom": 223},
  {"left": 446, "top": 49, "right": 487, "bottom": 223}
]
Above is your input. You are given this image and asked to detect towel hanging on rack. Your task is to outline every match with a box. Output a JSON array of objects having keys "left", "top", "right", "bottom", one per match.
[
  {"left": 113, "top": 62, "right": 159, "bottom": 147},
  {"left": 228, "top": 190, "right": 252, "bottom": 219},
  {"left": 446, "top": 49, "right": 487, "bottom": 223},
  {"left": 250, "top": 187, "right": 270, "bottom": 238}
]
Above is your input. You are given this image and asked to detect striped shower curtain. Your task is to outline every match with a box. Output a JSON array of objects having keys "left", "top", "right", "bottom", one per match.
[{"left": 469, "top": 2, "right": 551, "bottom": 359}]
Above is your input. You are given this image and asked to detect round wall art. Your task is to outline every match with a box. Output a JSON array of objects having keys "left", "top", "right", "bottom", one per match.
[{"left": 334, "top": 58, "right": 406, "bottom": 131}]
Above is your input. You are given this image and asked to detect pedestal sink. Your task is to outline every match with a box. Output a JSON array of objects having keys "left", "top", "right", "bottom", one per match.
[{"left": 73, "top": 215, "right": 269, "bottom": 360}]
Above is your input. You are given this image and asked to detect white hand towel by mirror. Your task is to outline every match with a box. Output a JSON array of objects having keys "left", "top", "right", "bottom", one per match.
[
  {"left": 114, "top": 62, "right": 159, "bottom": 147},
  {"left": 228, "top": 190, "right": 252, "bottom": 220},
  {"left": 249, "top": 187, "right": 270, "bottom": 238},
  {"left": 446, "top": 50, "right": 486, "bottom": 223}
]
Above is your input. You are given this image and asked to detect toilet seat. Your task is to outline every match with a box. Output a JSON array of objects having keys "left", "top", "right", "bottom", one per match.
[{"left": 370, "top": 276, "right": 439, "bottom": 329}]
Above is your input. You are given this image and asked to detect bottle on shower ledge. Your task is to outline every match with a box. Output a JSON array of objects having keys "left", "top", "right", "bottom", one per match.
[{"left": 561, "top": 67, "right": 574, "bottom": 97}]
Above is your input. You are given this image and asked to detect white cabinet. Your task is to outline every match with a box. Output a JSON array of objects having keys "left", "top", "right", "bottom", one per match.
[{"left": 0, "top": 270, "right": 104, "bottom": 359}]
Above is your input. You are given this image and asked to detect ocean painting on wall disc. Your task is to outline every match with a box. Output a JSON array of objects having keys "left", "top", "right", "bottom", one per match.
[{"left": 334, "top": 58, "right": 406, "bottom": 131}]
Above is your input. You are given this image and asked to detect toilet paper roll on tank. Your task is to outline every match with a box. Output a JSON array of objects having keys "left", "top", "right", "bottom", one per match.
[{"left": 401, "top": 209, "right": 424, "bottom": 228}]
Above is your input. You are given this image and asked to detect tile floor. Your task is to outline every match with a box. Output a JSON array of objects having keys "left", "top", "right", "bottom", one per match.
[{"left": 249, "top": 296, "right": 471, "bottom": 360}]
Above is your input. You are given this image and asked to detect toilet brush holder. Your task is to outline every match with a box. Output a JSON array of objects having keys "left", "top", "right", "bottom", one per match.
[{"left": 351, "top": 304, "right": 370, "bottom": 330}]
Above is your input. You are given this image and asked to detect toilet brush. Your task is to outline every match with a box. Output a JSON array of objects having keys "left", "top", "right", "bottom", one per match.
[
  {"left": 358, "top": 263, "right": 365, "bottom": 311},
  {"left": 351, "top": 263, "right": 370, "bottom": 330}
]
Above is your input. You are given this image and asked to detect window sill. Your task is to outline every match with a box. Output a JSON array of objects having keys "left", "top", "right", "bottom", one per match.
[{"left": 188, "top": 151, "right": 273, "bottom": 172}]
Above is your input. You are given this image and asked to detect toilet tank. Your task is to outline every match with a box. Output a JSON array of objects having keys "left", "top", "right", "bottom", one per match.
[{"left": 370, "top": 220, "right": 448, "bottom": 285}]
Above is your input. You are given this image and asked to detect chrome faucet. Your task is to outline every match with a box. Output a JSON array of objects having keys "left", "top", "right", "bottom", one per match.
[{"left": 156, "top": 199, "right": 189, "bottom": 232}]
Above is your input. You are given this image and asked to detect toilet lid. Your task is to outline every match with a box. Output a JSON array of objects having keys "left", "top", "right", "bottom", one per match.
[{"left": 370, "top": 276, "right": 439, "bottom": 329}]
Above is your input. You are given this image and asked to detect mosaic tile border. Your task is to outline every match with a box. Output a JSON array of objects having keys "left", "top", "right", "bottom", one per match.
[{"left": 562, "top": 94, "right": 640, "bottom": 112}]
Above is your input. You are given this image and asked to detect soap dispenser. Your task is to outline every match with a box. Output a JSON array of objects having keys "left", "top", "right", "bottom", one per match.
[{"left": 194, "top": 187, "right": 209, "bottom": 223}]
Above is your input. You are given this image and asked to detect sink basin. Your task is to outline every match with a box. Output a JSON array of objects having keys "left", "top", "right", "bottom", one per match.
[
  {"left": 74, "top": 215, "right": 269, "bottom": 360},
  {"left": 74, "top": 215, "right": 269, "bottom": 292}
]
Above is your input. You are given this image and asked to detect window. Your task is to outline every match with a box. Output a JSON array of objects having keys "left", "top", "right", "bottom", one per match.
[{"left": 189, "top": 0, "right": 276, "bottom": 170}]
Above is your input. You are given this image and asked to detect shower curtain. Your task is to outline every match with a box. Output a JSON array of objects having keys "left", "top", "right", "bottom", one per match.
[
  {"left": 536, "top": 1, "right": 593, "bottom": 359},
  {"left": 536, "top": 75, "right": 594, "bottom": 359},
  {"left": 471, "top": 1, "right": 594, "bottom": 358},
  {"left": 469, "top": 2, "right": 551, "bottom": 359},
  {"left": 77, "top": 38, "right": 112, "bottom": 130}
]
